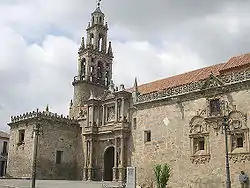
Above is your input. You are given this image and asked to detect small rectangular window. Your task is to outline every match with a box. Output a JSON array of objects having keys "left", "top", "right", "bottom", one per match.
[
  {"left": 210, "top": 99, "right": 221, "bottom": 115},
  {"left": 193, "top": 137, "right": 205, "bottom": 154},
  {"left": 56, "top": 151, "right": 63, "bottom": 164},
  {"left": 198, "top": 140, "right": 205, "bottom": 150},
  {"left": 133, "top": 118, "right": 137, "bottom": 130},
  {"left": 2, "top": 141, "right": 7, "bottom": 154},
  {"left": 18, "top": 130, "right": 25, "bottom": 143},
  {"left": 237, "top": 137, "right": 244, "bottom": 148},
  {"left": 144, "top": 130, "right": 151, "bottom": 143}
]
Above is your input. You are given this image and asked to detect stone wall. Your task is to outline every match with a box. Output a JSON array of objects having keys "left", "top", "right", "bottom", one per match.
[
  {"left": 7, "top": 121, "right": 35, "bottom": 178},
  {"left": 70, "top": 81, "right": 106, "bottom": 118},
  {"left": 36, "top": 119, "right": 79, "bottom": 180},
  {"left": 132, "top": 88, "right": 250, "bottom": 188},
  {"left": 7, "top": 114, "right": 80, "bottom": 180}
]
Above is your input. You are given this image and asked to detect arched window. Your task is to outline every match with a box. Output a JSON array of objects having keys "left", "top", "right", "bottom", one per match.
[
  {"left": 99, "top": 34, "right": 103, "bottom": 52},
  {"left": 92, "top": 16, "right": 94, "bottom": 25},
  {"left": 80, "top": 58, "right": 86, "bottom": 79},
  {"left": 97, "top": 61, "right": 104, "bottom": 78},
  {"left": 105, "top": 77, "right": 108, "bottom": 86},
  {"left": 90, "top": 33, "right": 94, "bottom": 46},
  {"left": 105, "top": 71, "right": 109, "bottom": 86},
  {"left": 90, "top": 66, "right": 94, "bottom": 74},
  {"left": 99, "top": 17, "right": 102, "bottom": 23}
]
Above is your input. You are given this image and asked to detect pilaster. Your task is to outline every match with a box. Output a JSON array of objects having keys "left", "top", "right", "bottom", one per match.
[{"left": 113, "top": 137, "right": 118, "bottom": 181}]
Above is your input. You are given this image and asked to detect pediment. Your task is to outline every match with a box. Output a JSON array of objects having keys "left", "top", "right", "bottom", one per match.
[{"left": 202, "top": 73, "right": 224, "bottom": 90}]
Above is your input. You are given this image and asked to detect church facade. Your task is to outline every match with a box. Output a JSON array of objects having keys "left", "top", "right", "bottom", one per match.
[{"left": 6, "top": 4, "right": 250, "bottom": 188}]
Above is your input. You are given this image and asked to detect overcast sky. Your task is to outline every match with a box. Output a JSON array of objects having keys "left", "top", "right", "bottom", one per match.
[{"left": 0, "top": 0, "right": 250, "bottom": 131}]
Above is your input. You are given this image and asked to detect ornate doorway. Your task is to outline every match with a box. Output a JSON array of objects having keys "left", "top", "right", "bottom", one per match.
[{"left": 103, "top": 146, "right": 114, "bottom": 181}]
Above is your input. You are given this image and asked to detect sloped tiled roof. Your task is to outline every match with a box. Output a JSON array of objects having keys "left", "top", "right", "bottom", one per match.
[
  {"left": 0, "top": 131, "right": 9, "bottom": 139},
  {"left": 221, "top": 53, "right": 250, "bottom": 72},
  {"left": 135, "top": 53, "right": 250, "bottom": 95}
]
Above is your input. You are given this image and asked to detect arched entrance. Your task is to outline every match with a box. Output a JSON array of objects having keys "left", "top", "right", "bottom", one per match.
[{"left": 103, "top": 146, "right": 114, "bottom": 181}]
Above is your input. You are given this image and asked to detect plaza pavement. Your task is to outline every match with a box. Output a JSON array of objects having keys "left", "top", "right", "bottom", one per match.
[{"left": 0, "top": 179, "right": 123, "bottom": 188}]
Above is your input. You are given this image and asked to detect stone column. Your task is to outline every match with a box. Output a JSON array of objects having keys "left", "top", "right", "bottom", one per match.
[
  {"left": 115, "top": 99, "right": 118, "bottom": 122},
  {"left": 113, "top": 137, "right": 118, "bottom": 181},
  {"left": 91, "top": 106, "right": 94, "bottom": 126},
  {"left": 121, "top": 98, "right": 125, "bottom": 122},
  {"left": 205, "top": 136, "right": 209, "bottom": 154},
  {"left": 190, "top": 137, "right": 194, "bottom": 155},
  {"left": 86, "top": 59, "right": 90, "bottom": 81},
  {"left": 83, "top": 140, "right": 88, "bottom": 181},
  {"left": 118, "top": 136, "right": 125, "bottom": 181},
  {"left": 245, "top": 132, "right": 249, "bottom": 152},
  {"left": 88, "top": 139, "right": 93, "bottom": 180},
  {"left": 102, "top": 105, "right": 105, "bottom": 126},
  {"left": 87, "top": 106, "right": 90, "bottom": 126}
]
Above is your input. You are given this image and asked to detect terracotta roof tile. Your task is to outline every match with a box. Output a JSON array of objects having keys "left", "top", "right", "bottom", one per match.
[
  {"left": 220, "top": 53, "right": 250, "bottom": 72},
  {"left": 133, "top": 53, "right": 250, "bottom": 95}
]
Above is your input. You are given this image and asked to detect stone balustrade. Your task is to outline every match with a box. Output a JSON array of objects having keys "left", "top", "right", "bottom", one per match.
[{"left": 136, "top": 69, "right": 250, "bottom": 104}]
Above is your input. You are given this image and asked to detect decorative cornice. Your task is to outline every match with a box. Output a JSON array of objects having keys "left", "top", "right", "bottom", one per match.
[{"left": 136, "top": 70, "right": 250, "bottom": 104}]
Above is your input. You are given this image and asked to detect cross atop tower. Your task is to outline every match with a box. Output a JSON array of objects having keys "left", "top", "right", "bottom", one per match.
[{"left": 97, "top": 0, "right": 101, "bottom": 8}]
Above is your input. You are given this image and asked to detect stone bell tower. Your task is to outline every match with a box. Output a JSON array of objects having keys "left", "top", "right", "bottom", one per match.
[{"left": 70, "top": 2, "right": 113, "bottom": 118}]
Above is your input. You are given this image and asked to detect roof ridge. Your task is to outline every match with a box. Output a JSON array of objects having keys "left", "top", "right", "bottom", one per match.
[{"left": 128, "top": 52, "right": 250, "bottom": 95}]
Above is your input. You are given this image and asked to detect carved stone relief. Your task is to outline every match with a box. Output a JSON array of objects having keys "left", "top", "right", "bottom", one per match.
[
  {"left": 228, "top": 111, "right": 247, "bottom": 130},
  {"left": 189, "top": 116, "right": 210, "bottom": 164},
  {"left": 190, "top": 116, "right": 208, "bottom": 134},
  {"left": 78, "top": 109, "right": 87, "bottom": 119},
  {"left": 136, "top": 69, "right": 250, "bottom": 104},
  {"left": 107, "top": 105, "right": 115, "bottom": 122},
  {"left": 190, "top": 155, "right": 210, "bottom": 164},
  {"left": 229, "top": 153, "right": 250, "bottom": 163}
]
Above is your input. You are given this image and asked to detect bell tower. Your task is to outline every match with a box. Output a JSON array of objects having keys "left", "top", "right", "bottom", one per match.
[{"left": 70, "top": 1, "right": 113, "bottom": 118}]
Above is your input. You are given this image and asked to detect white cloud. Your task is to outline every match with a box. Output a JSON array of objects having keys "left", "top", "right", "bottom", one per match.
[
  {"left": 0, "top": 0, "right": 250, "bottom": 132},
  {"left": 113, "top": 41, "right": 204, "bottom": 87},
  {"left": 0, "top": 25, "right": 78, "bottom": 131}
]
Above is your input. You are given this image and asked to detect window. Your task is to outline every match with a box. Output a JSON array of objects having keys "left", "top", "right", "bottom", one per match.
[
  {"left": 194, "top": 137, "right": 205, "bottom": 153},
  {"left": 56, "top": 151, "right": 63, "bottom": 164},
  {"left": 210, "top": 99, "right": 221, "bottom": 115},
  {"left": 2, "top": 141, "right": 7, "bottom": 154},
  {"left": 237, "top": 137, "right": 244, "bottom": 148},
  {"left": 133, "top": 118, "right": 137, "bottom": 130},
  {"left": 18, "top": 130, "right": 25, "bottom": 143},
  {"left": 80, "top": 59, "right": 86, "bottom": 78},
  {"left": 144, "top": 130, "right": 151, "bottom": 143},
  {"left": 97, "top": 61, "right": 103, "bottom": 78},
  {"left": 90, "top": 33, "right": 94, "bottom": 45},
  {"left": 198, "top": 140, "right": 205, "bottom": 150}
]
